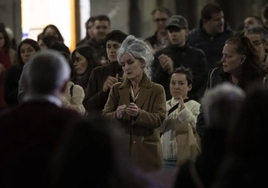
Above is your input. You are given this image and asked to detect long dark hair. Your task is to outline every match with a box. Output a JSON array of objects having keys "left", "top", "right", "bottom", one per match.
[
  {"left": 225, "top": 36, "right": 266, "bottom": 89},
  {"left": 42, "top": 24, "right": 64, "bottom": 42},
  {"left": 40, "top": 35, "right": 59, "bottom": 48},
  {"left": 0, "top": 26, "right": 11, "bottom": 51},
  {"left": 72, "top": 45, "right": 99, "bottom": 76},
  {"left": 85, "top": 17, "right": 96, "bottom": 39},
  {"left": 16, "top": 39, "right": 41, "bottom": 68}
]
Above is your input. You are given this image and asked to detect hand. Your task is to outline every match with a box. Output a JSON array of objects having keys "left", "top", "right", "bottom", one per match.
[
  {"left": 158, "top": 54, "right": 174, "bottom": 74},
  {"left": 116, "top": 104, "right": 127, "bottom": 119},
  {"left": 125, "top": 103, "right": 140, "bottom": 117},
  {"left": 153, "top": 44, "right": 162, "bottom": 52},
  {"left": 178, "top": 96, "right": 185, "bottom": 112},
  {"left": 103, "top": 74, "right": 119, "bottom": 92}
]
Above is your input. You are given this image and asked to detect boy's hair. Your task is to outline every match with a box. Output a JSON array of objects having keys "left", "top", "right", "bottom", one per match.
[{"left": 173, "top": 67, "right": 193, "bottom": 85}]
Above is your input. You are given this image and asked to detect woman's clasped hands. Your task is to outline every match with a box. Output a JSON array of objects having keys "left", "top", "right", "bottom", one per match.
[{"left": 116, "top": 103, "right": 140, "bottom": 119}]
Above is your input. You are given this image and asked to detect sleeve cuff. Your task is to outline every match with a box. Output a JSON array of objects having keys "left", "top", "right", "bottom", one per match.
[{"left": 177, "top": 107, "right": 193, "bottom": 124}]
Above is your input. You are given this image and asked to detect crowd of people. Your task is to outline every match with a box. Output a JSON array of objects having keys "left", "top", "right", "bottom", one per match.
[{"left": 1, "top": 2, "right": 268, "bottom": 188}]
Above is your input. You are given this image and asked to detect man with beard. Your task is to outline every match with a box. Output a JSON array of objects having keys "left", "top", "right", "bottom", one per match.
[
  {"left": 188, "top": 3, "right": 233, "bottom": 70},
  {"left": 87, "top": 15, "right": 111, "bottom": 64}
]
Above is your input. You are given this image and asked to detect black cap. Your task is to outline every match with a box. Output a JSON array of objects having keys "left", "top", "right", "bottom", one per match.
[{"left": 166, "top": 15, "right": 188, "bottom": 29}]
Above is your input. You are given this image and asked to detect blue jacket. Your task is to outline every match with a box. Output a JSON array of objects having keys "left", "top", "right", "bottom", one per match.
[{"left": 188, "top": 21, "right": 234, "bottom": 70}]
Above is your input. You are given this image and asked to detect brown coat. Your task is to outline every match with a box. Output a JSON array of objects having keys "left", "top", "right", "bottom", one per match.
[
  {"left": 103, "top": 74, "right": 167, "bottom": 172},
  {"left": 83, "top": 61, "right": 123, "bottom": 113}
]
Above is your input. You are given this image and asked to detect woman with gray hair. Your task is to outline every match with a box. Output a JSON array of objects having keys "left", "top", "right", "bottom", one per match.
[{"left": 103, "top": 35, "right": 166, "bottom": 172}]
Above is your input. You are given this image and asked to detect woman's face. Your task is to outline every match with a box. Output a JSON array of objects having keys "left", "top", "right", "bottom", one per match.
[
  {"left": 106, "top": 40, "right": 121, "bottom": 62},
  {"left": 87, "top": 21, "right": 94, "bottom": 38},
  {"left": 170, "top": 73, "right": 191, "bottom": 100},
  {"left": 120, "top": 53, "right": 143, "bottom": 80},
  {"left": 0, "top": 32, "right": 5, "bottom": 49},
  {"left": 20, "top": 43, "right": 36, "bottom": 64},
  {"left": 73, "top": 52, "right": 88, "bottom": 75},
  {"left": 38, "top": 39, "right": 47, "bottom": 50},
  {"left": 221, "top": 44, "right": 244, "bottom": 74},
  {"left": 44, "top": 27, "right": 58, "bottom": 38}
]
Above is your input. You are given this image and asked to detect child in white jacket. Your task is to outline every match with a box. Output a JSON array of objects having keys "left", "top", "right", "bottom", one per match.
[{"left": 160, "top": 67, "right": 200, "bottom": 168}]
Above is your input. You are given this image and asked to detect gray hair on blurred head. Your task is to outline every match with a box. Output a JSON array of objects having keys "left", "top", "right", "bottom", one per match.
[
  {"left": 202, "top": 83, "right": 245, "bottom": 128},
  {"left": 26, "top": 50, "right": 70, "bottom": 95},
  {"left": 117, "top": 35, "right": 154, "bottom": 79}
]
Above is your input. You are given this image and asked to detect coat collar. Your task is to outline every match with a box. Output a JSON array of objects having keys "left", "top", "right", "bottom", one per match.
[
  {"left": 118, "top": 73, "right": 154, "bottom": 109},
  {"left": 119, "top": 73, "right": 153, "bottom": 89}
]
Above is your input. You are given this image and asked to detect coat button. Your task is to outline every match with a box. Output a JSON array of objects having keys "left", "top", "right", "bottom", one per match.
[{"left": 133, "top": 139, "right": 136, "bottom": 144}]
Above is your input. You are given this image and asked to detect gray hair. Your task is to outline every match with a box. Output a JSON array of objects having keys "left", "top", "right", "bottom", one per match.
[
  {"left": 117, "top": 35, "right": 154, "bottom": 79},
  {"left": 26, "top": 50, "right": 70, "bottom": 95},
  {"left": 202, "top": 83, "right": 245, "bottom": 128},
  {"left": 246, "top": 26, "right": 268, "bottom": 42}
]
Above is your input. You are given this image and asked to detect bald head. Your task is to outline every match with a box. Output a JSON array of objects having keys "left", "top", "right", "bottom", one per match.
[{"left": 26, "top": 50, "right": 70, "bottom": 95}]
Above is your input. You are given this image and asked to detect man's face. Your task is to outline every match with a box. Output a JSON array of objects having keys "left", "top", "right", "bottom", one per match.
[
  {"left": 244, "top": 17, "right": 262, "bottom": 30},
  {"left": 93, "top": 20, "right": 110, "bottom": 41},
  {"left": 167, "top": 26, "right": 187, "bottom": 45},
  {"left": 204, "top": 11, "right": 224, "bottom": 34},
  {"left": 153, "top": 11, "right": 169, "bottom": 32},
  {"left": 246, "top": 33, "right": 266, "bottom": 61}
]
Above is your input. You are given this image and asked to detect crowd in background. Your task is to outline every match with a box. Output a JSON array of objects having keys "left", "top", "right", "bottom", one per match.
[{"left": 1, "top": 2, "right": 268, "bottom": 188}]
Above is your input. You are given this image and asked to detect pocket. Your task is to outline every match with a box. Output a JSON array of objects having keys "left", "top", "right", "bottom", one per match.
[{"left": 143, "top": 140, "right": 158, "bottom": 156}]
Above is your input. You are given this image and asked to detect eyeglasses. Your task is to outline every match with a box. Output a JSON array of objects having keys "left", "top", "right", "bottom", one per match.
[{"left": 154, "top": 18, "right": 168, "bottom": 22}]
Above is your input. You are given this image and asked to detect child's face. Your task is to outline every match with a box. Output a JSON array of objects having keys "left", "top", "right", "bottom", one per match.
[{"left": 169, "top": 73, "right": 191, "bottom": 100}]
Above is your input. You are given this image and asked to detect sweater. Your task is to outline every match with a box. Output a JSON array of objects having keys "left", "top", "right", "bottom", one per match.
[
  {"left": 61, "top": 81, "right": 85, "bottom": 115},
  {"left": 160, "top": 98, "right": 200, "bottom": 160}
]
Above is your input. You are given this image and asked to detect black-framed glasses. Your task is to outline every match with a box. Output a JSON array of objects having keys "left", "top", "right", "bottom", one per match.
[{"left": 155, "top": 18, "right": 168, "bottom": 22}]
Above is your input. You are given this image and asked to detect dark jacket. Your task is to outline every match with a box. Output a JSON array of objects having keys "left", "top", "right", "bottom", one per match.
[
  {"left": 152, "top": 43, "right": 208, "bottom": 101},
  {"left": 188, "top": 22, "right": 234, "bottom": 70},
  {"left": 87, "top": 38, "right": 106, "bottom": 62},
  {"left": 4, "top": 65, "right": 23, "bottom": 106},
  {"left": 145, "top": 32, "right": 158, "bottom": 47},
  {"left": 196, "top": 67, "right": 267, "bottom": 138},
  {"left": 0, "top": 101, "right": 80, "bottom": 188},
  {"left": 83, "top": 61, "right": 123, "bottom": 113},
  {"left": 196, "top": 67, "right": 230, "bottom": 138}
]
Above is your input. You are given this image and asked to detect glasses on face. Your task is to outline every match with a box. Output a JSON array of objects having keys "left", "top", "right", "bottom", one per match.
[{"left": 154, "top": 18, "right": 168, "bottom": 23}]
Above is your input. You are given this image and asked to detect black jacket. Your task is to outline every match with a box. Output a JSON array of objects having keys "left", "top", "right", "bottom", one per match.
[
  {"left": 188, "top": 22, "right": 234, "bottom": 70},
  {"left": 87, "top": 38, "right": 106, "bottom": 62},
  {"left": 4, "top": 65, "right": 23, "bottom": 106},
  {"left": 196, "top": 67, "right": 230, "bottom": 138},
  {"left": 152, "top": 43, "right": 208, "bottom": 101}
]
